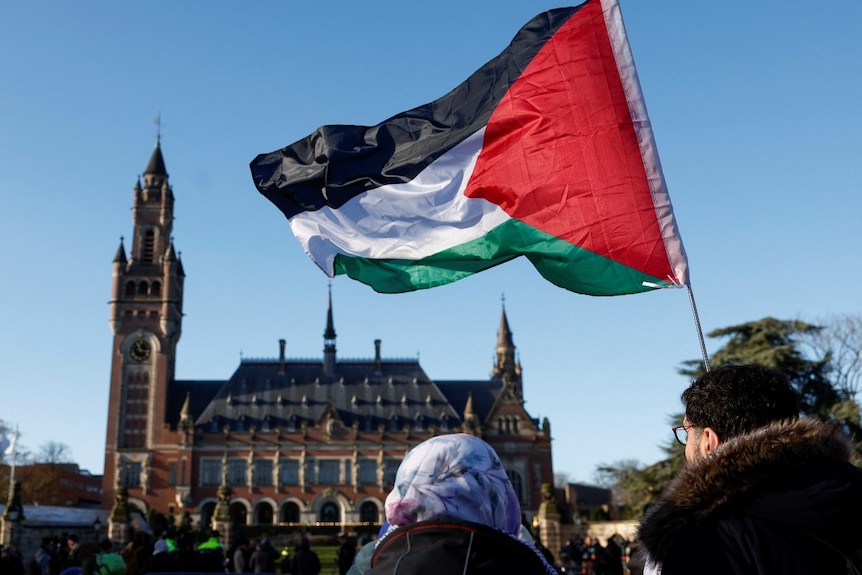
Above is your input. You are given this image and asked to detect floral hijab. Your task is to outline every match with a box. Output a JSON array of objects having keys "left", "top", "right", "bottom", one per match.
[{"left": 383, "top": 433, "right": 522, "bottom": 535}]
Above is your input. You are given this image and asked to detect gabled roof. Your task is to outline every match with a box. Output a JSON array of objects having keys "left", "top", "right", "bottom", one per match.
[
  {"left": 167, "top": 380, "right": 225, "bottom": 426},
  {"left": 162, "top": 294, "right": 538, "bottom": 434},
  {"left": 189, "top": 358, "right": 462, "bottom": 433},
  {"left": 435, "top": 379, "right": 501, "bottom": 421},
  {"left": 438, "top": 378, "right": 539, "bottom": 427}
]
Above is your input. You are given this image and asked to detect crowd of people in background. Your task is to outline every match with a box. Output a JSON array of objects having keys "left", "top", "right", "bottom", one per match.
[
  {"left": 557, "top": 535, "right": 631, "bottom": 575},
  {"left": 3, "top": 529, "right": 322, "bottom": 575},
  {"left": 6, "top": 364, "right": 859, "bottom": 575}
]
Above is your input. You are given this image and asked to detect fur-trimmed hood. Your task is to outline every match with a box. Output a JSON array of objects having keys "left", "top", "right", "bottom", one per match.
[{"left": 638, "top": 417, "right": 862, "bottom": 565}]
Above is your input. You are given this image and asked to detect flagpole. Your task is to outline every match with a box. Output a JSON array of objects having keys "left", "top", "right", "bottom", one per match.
[
  {"left": 6, "top": 425, "right": 18, "bottom": 502},
  {"left": 686, "top": 283, "right": 711, "bottom": 372}
]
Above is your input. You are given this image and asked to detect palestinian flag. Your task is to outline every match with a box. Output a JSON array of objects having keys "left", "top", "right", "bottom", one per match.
[{"left": 250, "top": 0, "right": 688, "bottom": 295}]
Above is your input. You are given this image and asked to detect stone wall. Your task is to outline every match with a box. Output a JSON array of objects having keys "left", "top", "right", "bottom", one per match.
[
  {"left": 587, "top": 520, "right": 639, "bottom": 545},
  {"left": 2, "top": 522, "right": 106, "bottom": 563}
]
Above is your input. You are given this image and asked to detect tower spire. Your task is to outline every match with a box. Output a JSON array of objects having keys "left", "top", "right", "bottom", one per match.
[
  {"left": 323, "top": 283, "right": 337, "bottom": 376},
  {"left": 113, "top": 236, "right": 127, "bottom": 265},
  {"left": 324, "top": 282, "right": 336, "bottom": 341},
  {"left": 492, "top": 296, "right": 520, "bottom": 385},
  {"left": 144, "top": 137, "right": 167, "bottom": 177},
  {"left": 496, "top": 296, "right": 514, "bottom": 350},
  {"left": 103, "top": 136, "right": 184, "bottom": 513},
  {"left": 179, "top": 392, "right": 192, "bottom": 429}
]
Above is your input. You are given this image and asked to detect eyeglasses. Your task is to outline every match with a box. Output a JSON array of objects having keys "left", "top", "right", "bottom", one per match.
[{"left": 672, "top": 424, "right": 693, "bottom": 446}]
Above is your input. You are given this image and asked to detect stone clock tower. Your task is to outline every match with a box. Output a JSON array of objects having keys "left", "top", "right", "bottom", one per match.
[{"left": 102, "top": 139, "right": 185, "bottom": 509}]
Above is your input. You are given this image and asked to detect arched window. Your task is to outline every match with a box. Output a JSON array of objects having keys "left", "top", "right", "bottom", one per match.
[
  {"left": 201, "top": 501, "right": 216, "bottom": 529},
  {"left": 506, "top": 469, "right": 524, "bottom": 503},
  {"left": 255, "top": 502, "right": 274, "bottom": 525},
  {"left": 125, "top": 281, "right": 136, "bottom": 297},
  {"left": 138, "top": 281, "right": 149, "bottom": 295},
  {"left": 150, "top": 281, "right": 161, "bottom": 297},
  {"left": 281, "top": 502, "right": 300, "bottom": 524},
  {"left": 230, "top": 502, "right": 247, "bottom": 525},
  {"left": 359, "top": 502, "right": 379, "bottom": 524},
  {"left": 319, "top": 501, "right": 339, "bottom": 523}
]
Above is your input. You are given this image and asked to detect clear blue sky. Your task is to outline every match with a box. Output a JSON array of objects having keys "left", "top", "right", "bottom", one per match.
[{"left": 1, "top": 1, "right": 860, "bottom": 484}]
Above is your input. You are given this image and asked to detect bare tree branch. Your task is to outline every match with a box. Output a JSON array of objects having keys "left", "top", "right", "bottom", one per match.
[
  {"left": 36, "top": 441, "right": 73, "bottom": 464},
  {"left": 802, "top": 313, "right": 862, "bottom": 398}
]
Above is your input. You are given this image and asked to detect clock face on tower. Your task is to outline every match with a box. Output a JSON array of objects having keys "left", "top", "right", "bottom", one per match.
[{"left": 130, "top": 339, "right": 151, "bottom": 362}]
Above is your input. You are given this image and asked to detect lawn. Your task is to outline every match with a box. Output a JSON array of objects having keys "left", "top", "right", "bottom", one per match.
[{"left": 315, "top": 545, "right": 340, "bottom": 575}]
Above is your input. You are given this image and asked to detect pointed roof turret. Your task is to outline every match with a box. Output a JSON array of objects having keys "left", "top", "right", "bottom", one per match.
[
  {"left": 113, "top": 237, "right": 127, "bottom": 265},
  {"left": 179, "top": 392, "right": 192, "bottom": 426},
  {"left": 493, "top": 298, "right": 517, "bottom": 379},
  {"left": 324, "top": 283, "right": 336, "bottom": 341},
  {"left": 165, "top": 240, "right": 178, "bottom": 263},
  {"left": 497, "top": 302, "right": 514, "bottom": 350},
  {"left": 144, "top": 138, "right": 167, "bottom": 176},
  {"left": 323, "top": 283, "right": 337, "bottom": 377},
  {"left": 462, "top": 391, "right": 480, "bottom": 435},
  {"left": 463, "top": 392, "right": 476, "bottom": 420}
]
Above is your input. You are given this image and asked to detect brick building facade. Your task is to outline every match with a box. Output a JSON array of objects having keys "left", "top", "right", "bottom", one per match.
[{"left": 101, "top": 141, "right": 555, "bottom": 531}]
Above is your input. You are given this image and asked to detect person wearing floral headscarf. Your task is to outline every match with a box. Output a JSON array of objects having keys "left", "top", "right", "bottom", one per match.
[{"left": 364, "top": 433, "right": 557, "bottom": 575}]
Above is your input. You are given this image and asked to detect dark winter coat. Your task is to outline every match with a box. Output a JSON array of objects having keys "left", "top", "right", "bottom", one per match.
[
  {"left": 233, "top": 546, "right": 250, "bottom": 574},
  {"left": 249, "top": 541, "right": 278, "bottom": 574},
  {"left": 290, "top": 540, "right": 320, "bottom": 575},
  {"left": 146, "top": 550, "right": 179, "bottom": 573},
  {"left": 638, "top": 418, "right": 862, "bottom": 574},
  {"left": 195, "top": 538, "right": 225, "bottom": 574},
  {"left": 366, "top": 518, "right": 557, "bottom": 575},
  {"left": 336, "top": 541, "right": 356, "bottom": 575}
]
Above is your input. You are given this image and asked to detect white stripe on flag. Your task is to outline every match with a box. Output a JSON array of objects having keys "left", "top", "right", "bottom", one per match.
[
  {"left": 288, "top": 128, "right": 511, "bottom": 275},
  {"left": 3, "top": 432, "right": 15, "bottom": 456}
]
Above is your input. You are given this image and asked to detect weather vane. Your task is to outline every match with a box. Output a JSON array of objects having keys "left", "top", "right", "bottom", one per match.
[{"left": 154, "top": 113, "right": 162, "bottom": 143}]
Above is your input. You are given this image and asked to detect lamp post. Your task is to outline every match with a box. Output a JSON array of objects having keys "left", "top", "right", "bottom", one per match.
[{"left": 2, "top": 480, "right": 24, "bottom": 547}]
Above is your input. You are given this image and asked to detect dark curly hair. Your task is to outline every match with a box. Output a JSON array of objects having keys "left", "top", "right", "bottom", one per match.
[{"left": 682, "top": 364, "right": 800, "bottom": 440}]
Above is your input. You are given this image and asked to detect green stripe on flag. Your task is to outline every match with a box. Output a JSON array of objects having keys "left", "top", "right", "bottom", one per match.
[{"left": 333, "top": 219, "right": 674, "bottom": 295}]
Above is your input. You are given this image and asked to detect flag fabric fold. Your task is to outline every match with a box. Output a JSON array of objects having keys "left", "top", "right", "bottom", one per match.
[
  {"left": 3, "top": 430, "right": 17, "bottom": 456},
  {"left": 250, "top": 0, "right": 688, "bottom": 295}
]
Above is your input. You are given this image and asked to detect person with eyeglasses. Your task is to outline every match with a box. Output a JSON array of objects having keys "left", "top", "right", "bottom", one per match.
[{"left": 636, "top": 364, "right": 862, "bottom": 574}]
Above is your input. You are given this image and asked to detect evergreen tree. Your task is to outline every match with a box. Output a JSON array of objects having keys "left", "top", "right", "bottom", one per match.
[
  {"left": 678, "top": 317, "right": 838, "bottom": 416},
  {"left": 599, "top": 317, "right": 861, "bottom": 514}
]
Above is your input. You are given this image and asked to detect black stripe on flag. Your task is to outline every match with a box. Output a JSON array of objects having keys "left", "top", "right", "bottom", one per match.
[{"left": 250, "top": 6, "right": 583, "bottom": 219}]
